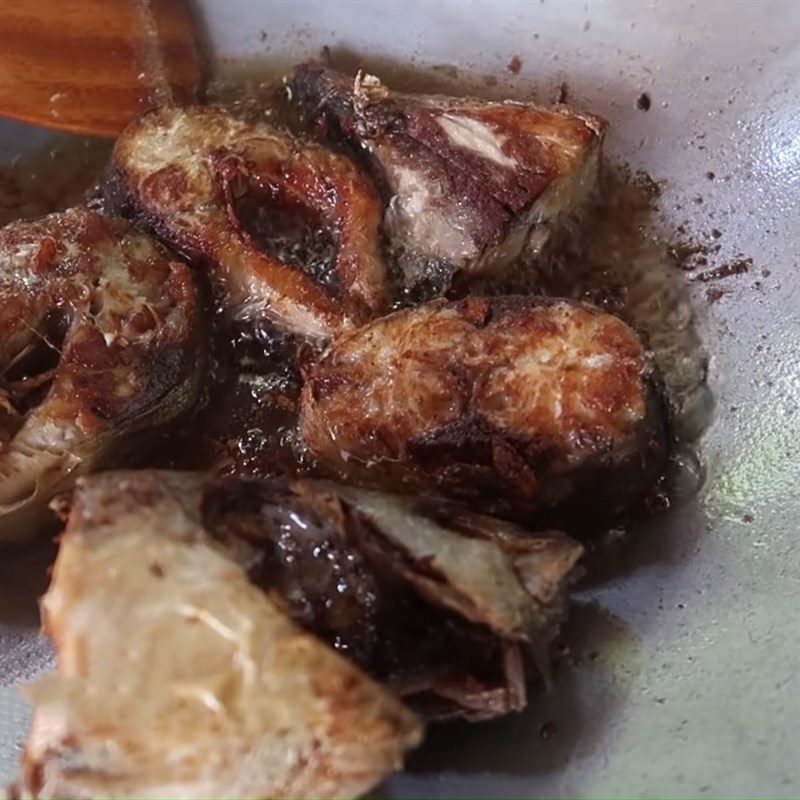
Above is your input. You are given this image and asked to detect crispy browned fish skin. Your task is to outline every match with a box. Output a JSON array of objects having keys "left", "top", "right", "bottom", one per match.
[
  {"left": 12, "top": 470, "right": 421, "bottom": 800},
  {"left": 0, "top": 209, "right": 202, "bottom": 542},
  {"left": 299, "top": 296, "right": 667, "bottom": 520},
  {"left": 290, "top": 63, "right": 605, "bottom": 289},
  {"left": 106, "top": 105, "right": 387, "bottom": 340}
]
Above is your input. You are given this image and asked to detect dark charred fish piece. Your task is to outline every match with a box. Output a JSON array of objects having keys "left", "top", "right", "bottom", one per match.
[
  {"left": 0, "top": 209, "right": 202, "bottom": 542},
  {"left": 200, "top": 473, "right": 583, "bottom": 720},
  {"left": 106, "top": 105, "right": 388, "bottom": 340},
  {"left": 290, "top": 63, "right": 605, "bottom": 294},
  {"left": 300, "top": 296, "right": 667, "bottom": 521}
]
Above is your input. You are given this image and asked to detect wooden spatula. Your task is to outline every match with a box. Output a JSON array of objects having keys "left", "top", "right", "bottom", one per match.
[{"left": 0, "top": 0, "right": 204, "bottom": 138}]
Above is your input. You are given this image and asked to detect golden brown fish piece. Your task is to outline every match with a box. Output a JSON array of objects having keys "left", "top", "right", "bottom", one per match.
[
  {"left": 0, "top": 209, "right": 202, "bottom": 543},
  {"left": 106, "top": 105, "right": 387, "bottom": 340},
  {"left": 11, "top": 470, "right": 421, "bottom": 800},
  {"left": 299, "top": 296, "right": 667, "bottom": 520}
]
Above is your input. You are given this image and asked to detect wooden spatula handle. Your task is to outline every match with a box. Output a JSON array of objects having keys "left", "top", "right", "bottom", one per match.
[{"left": 0, "top": 0, "right": 204, "bottom": 137}]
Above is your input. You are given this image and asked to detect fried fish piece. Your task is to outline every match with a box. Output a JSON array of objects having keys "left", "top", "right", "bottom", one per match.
[
  {"left": 0, "top": 209, "right": 202, "bottom": 543},
  {"left": 11, "top": 471, "right": 421, "bottom": 800},
  {"left": 299, "top": 296, "right": 667, "bottom": 520},
  {"left": 201, "top": 475, "right": 583, "bottom": 720},
  {"left": 106, "top": 105, "right": 387, "bottom": 339},
  {"left": 290, "top": 63, "right": 605, "bottom": 293}
]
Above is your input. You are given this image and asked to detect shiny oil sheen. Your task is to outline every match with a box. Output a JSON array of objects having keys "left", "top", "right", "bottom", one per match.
[{"left": 1, "top": 2, "right": 798, "bottom": 797}]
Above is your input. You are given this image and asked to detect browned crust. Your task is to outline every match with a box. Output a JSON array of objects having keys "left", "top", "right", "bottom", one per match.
[
  {"left": 299, "top": 296, "right": 667, "bottom": 520},
  {"left": 106, "top": 105, "right": 388, "bottom": 339},
  {"left": 0, "top": 210, "right": 200, "bottom": 428},
  {"left": 0, "top": 209, "right": 203, "bottom": 540}
]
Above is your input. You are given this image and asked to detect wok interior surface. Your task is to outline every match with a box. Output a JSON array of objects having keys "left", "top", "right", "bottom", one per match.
[{"left": 1, "top": 1, "right": 798, "bottom": 798}]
